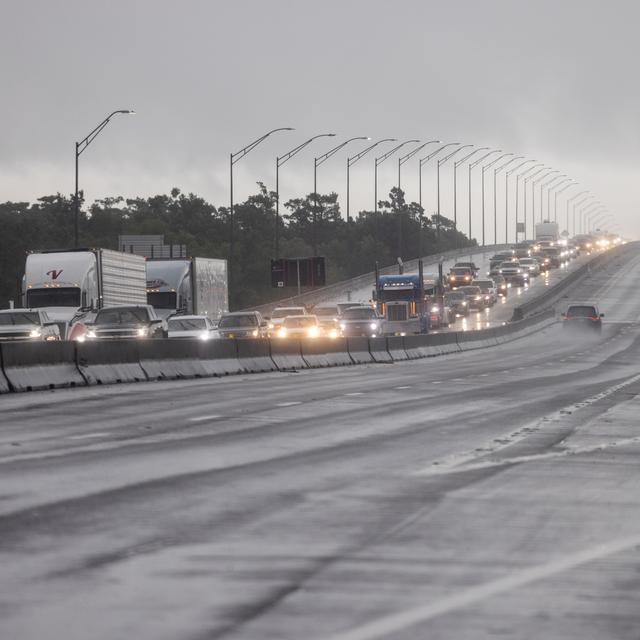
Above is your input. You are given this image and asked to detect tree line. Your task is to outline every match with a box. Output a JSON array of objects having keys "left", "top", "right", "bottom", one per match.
[{"left": 0, "top": 185, "right": 475, "bottom": 309}]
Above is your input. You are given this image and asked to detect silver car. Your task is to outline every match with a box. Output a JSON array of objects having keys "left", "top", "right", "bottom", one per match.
[{"left": 0, "top": 309, "right": 61, "bottom": 342}]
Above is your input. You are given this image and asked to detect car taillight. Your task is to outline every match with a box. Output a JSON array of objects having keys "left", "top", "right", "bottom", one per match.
[{"left": 590, "top": 316, "right": 599, "bottom": 321}]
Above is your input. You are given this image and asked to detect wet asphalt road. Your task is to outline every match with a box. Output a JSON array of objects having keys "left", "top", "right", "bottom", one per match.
[{"left": 1, "top": 245, "right": 640, "bottom": 639}]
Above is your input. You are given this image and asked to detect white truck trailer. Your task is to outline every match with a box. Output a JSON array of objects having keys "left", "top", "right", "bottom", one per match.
[
  {"left": 23, "top": 248, "right": 147, "bottom": 337},
  {"left": 145, "top": 257, "right": 228, "bottom": 320},
  {"left": 535, "top": 221, "right": 559, "bottom": 243}
]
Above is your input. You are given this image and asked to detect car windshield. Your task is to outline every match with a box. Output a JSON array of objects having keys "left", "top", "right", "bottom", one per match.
[
  {"left": 567, "top": 306, "right": 597, "bottom": 317},
  {"left": 284, "top": 316, "right": 317, "bottom": 328},
  {"left": 342, "top": 307, "right": 377, "bottom": 320},
  {"left": 451, "top": 268, "right": 471, "bottom": 275},
  {"left": 313, "top": 307, "right": 338, "bottom": 317},
  {"left": 219, "top": 314, "right": 257, "bottom": 328},
  {"left": 168, "top": 318, "right": 207, "bottom": 331},
  {"left": 0, "top": 312, "right": 40, "bottom": 326},
  {"left": 501, "top": 261, "right": 519, "bottom": 268},
  {"left": 272, "top": 308, "right": 304, "bottom": 318},
  {"left": 95, "top": 308, "right": 150, "bottom": 325}
]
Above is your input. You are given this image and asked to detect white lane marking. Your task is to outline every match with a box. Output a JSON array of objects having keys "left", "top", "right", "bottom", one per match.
[
  {"left": 344, "top": 392, "right": 364, "bottom": 396},
  {"left": 327, "top": 535, "right": 640, "bottom": 640},
  {"left": 67, "top": 432, "right": 111, "bottom": 441},
  {"left": 431, "top": 381, "right": 443, "bottom": 385},
  {"left": 188, "top": 415, "right": 222, "bottom": 422},
  {"left": 395, "top": 386, "right": 412, "bottom": 390},
  {"left": 478, "top": 373, "right": 489, "bottom": 377},
  {"left": 275, "top": 401, "right": 302, "bottom": 407}
]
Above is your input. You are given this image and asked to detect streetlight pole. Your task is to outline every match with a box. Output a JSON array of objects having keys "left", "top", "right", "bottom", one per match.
[
  {"left": 524, "top": 166, "right": 548, "bottom": 240},
  {"left": 436, "top": 144, "right": 473, "bottom": 239},
  {"left": 493, "top": 155, "right": 522, "bottom": 245},
  {"left": 481, "top": 153, "right": 513, "bottom": 246},
  {"left": 515, "top": 163, "right": 543, "bottom": 242},
  {"left": 575, "top": 197, "right": 597, "bottom": 234},
  {"left": 506, "top": 159, "right": 535, "bottom": 244},
  {"left": 469, "top": 150, "right": 501, "bottom": 245},
  {"left": 417, "top": 142, "right": 459, "bottom": 257},
  {"left": 565, "top": 190, "right": 589, "bottom": 235},
  {"left": 276, "top": 132, "right": 336, "bottom": 256},
  {"left": 539, "top": 173, "right": 565, "bottom": 222},
  {"left": 532, "top": 169, "right": 558, "bottom": 226},
  {"left": 453, "top": 147, "right": 488, "bottom": 243},
  {"left": 551, "top": 181, "right": 577, "bottom": 224},
  {"left": 398, "top": 140, "right": 440, "bottom": 191},
  {"left": 230, "top": 127, "right": 294, "bottom": 295},
  {"left": 74, "top": 109, "right": 135, "bottom": 248},
  {"left": 314, "top": 136, "right": 369, "bottom": 252},
  {"left": 347, "top": 138, "right": 396, "bottom": 222},
  {"left": 544, "top": 177, "right": 570, "bottom": 222},
  {"left": 373, "top": 140, "right": 420, "bottom": 259}
]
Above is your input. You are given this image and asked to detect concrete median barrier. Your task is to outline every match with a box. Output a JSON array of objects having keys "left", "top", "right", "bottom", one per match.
[
  {"left": 402, "top": 335, "right": 429, "bottom": 359},
  {"left": 270, "top": 339, "right": 307, "bottom": 370},
  {"left": 425, "top": 332, "right": 461, "bottom": 356},
  {"left": 0, "top": 347, "right": 9, "bottom": 394},
  {"left": 369, "top": 337, "right": 393, "bottom": 363},
  {"left": 139, "top": 339, "right": 213, "bottom": 380},
  {"left": 0, "top": 341, "right": 85, "bottom": 392},
  {"left": 202, "top": 340, "right": 243, "bottom": 376},
  {"left": 236, "top": 338, "right": 277, "bottom": 373},
  {"left": 347, "top": 337, "right": 374, "bottom": 364},
  {"left": 77, "top": 340, "right": 147, "bottom": 385},
  {"left": 386, "top": 336, "right": 409, "bottom": 361},
  {"left": 301, "top": 337, "right": 353, "bottom": 368}
]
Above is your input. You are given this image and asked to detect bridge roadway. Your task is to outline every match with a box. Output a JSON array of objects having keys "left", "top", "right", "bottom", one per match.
[{"left": 1, "top": 245, "right": 640, "bottom": 639}]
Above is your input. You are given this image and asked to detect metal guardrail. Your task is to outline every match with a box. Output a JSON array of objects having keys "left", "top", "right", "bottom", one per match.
[{"left": 248, "top": 244, "right": 511, "bottom": 315}]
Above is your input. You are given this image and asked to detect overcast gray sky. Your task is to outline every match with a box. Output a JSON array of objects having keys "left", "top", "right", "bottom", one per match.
[{"left": 2, "top": 0, "right": 639, "bottom": 240}]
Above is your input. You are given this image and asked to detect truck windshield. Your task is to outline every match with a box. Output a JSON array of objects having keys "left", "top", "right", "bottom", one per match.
[
  {"left": 26, "top": 287, "right": 80, "bottom": 308},
  {"left": 147, "top": 292, "right": 177, "bottom": 309},
  {"left": 0, "top": 312, "right": 40, "bottom": 325}
]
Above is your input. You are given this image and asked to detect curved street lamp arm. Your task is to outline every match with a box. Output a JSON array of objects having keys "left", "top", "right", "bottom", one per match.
[
  {"left": 470, "top": 149, "right": 501, "bottom": 169},
  {"left": 507, "top": 159, "right": 536, "bottom": 177},
  {"left": 315, "top": 136, "right": 369, "bottom": 167},
  {"left": 455, "top": 147, "right": 489, "bottom": 167},
  {"left": 439, "top": 144, "right": 473, "bottom": 165},
  {"left": 555, "top": 182, "right": 578, "bottom": 196},
  {"left": 494, "top": 155, "right": 523, "bottom": 174},
  {"left": 533, "top": 169, "right": 559, "bottom": 186},
  {"left": 525, "top": 166, "right": 550, "bottom": 182},
  {"left": 376, "top": 139, "right": 420, "bottom": 166},
  {"left": 399, "top": 140, "right": 440, "bottom": 166},
  {"left": 232, "top": 127, "right": 294, "bottom": 164},
  {"left": 540, "top": 174, "right": 567, "bottom": 189},
  {"left": 278, "top": 133, "right": 336, "bottom": 167},
  {"left": 77, "top": 110, "right": 135, "bottom": 156},
  {"left": 348, "top": 138, "right": 396, "bottom": 166},
  {"left": 567, "top": 190, "right": 589, "bottom": 204},
  {"left": 420, "top": 142, "right": 460, "bottom": 167},
  {"left": 483, "top": 152, "right": 513, "bottom": 172}
]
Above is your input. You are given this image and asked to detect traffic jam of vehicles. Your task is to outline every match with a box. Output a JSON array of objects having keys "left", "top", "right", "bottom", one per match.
[{"left": 0, "top": 223, "right": 622, "bottom": 345}]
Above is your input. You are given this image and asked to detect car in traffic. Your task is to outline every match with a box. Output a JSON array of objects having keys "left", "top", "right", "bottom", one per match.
[
  {"left": 472, "top": 279, "right": 498, "bottom": 306},
  {"left": 499, "top": 261, "right": 529, "bottom": 286},
  {"left": 492, "top": 275, "right": 509, "bottom": 297},
  {"left": 217, "top": 311, "right": 267, "bottom": 339},
  {"left": 447, "top": 267, "right": 474, "bottom": 288},
  {"left": 167, "top": 315, "right": 220, "bottom": 340},
  {"left": 457, "top": 285, "right": 487, "bottom": 310},
  {"left": 453, "top": 261, "right": 479, "bottom": 276},
  {"left": 444, "top": 291, "right": 469, "bottom": 317},
  {"left": 275, "top": 314, "right": 336, "bottom": 339},
  {"left": 541, "top": 247, "right": 562, "bottom": 268},
  {"left": 561, "top": 303, "right": 604, "bottom": 333},
  {"left": 80, "top": 305, "right": 165, "bottom": 340},
  {"left": 339, "top": 305, "right": 384, "bottom": 337},
  {"left": 518, "top": 257, "right": 541, "bottom": 277},
  {"left": 268, "top": 306, "right": 307, "bottom": 332},
  {"left": 0, "top": 308, "right": 61, "bottom": 342}
]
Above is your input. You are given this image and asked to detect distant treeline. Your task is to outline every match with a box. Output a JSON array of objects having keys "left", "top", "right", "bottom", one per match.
[{"left": 0, "top": 184, "right": 474, "bottom": 309}]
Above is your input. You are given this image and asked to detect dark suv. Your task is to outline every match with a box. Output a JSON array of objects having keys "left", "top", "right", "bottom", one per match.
[
  {"left": 562, "top": 304, "right": 604, "bottom": 332},
  {"left": 84, "top": 305, "right": 165, "bottom": 340}
]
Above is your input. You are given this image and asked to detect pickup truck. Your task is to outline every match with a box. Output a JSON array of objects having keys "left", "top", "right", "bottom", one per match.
[
  {"left": 0, "top": 309, "right": 61, "bottom": 342},
  {"left": 81, "top": 305, "right": 165, "bottom": 340}
]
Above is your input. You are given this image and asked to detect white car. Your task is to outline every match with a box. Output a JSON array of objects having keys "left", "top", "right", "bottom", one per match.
[
  {"left": 0, "top": 309, "right": 61, "bottom": 342},
  {"left": 472, "top": 279, "right": 498, "bottom": 306},
  {"left": 268, "top": 306, "right": 308, "bottom": 332},
  {"left": 275, "top": 315, "right": 329, "bottom": 339},
  {"left": 167, "top": 315, "right": 220, "bottom": 340}
]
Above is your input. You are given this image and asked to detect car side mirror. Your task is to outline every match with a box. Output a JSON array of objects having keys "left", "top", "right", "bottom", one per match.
[
  {"left": 150, "top": 318, "right": 163, "bottom": 325},
  {"left": 600, "top": 313, "right": 605, "bottom": 318},
  {"left": 43, "top": 321, "right": 58, "bottom": 327}
]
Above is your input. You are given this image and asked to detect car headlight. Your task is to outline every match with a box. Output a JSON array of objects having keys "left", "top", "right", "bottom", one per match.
[
  {"left": 462, "top": 301, "right": 467, "bottom": 306},
  {"left": 268, "top": 322, "right": 274, "bottom": 330},
  {"left": 485, "top": 295, "right": 490, "bottom": 300},
  {"left": 29, "top": 329, "right": 42, "bottom": 338},
  {"left": 475, "top": 295, "right": 482, "bottom": 300},
  {"left": 251, "top": 329, "right": 259, "bottom": 337},
  {"left": 137, "top": 327, "right": 149, "bottom": 337},
  {"left": 329, "top": 329, "right": 338, "bottom": 339},
  {"left": 430, "top": 306, "right": 439, "bottom": 313},
  {"left": 86, "top": 330, "right": 97, "bottom": 339},
  {"left": 278, "top": 327, "right": 287, "bottom": 338},
  {"left": 464, "top": 276, "right": 470, "bottom": 281},
  {"left": 307, "top": 326, "right": 319, "bottom": 338},
  {"left": 369, "top": 322, "right": 378, "bottom": 330},
  {"left": 200, "top": 331, "right": 211, "bottom": 341},
  {"left": 340, "top": 322, "right": 346, "bottom": 330}
]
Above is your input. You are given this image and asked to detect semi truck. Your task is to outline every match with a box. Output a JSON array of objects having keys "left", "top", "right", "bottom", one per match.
[
  {"left": 535, "top": 221, "right": 559, "bottom": 243},
  {"left": 145, "top": 257, "right": 228, "bottom": 320},
  {"left": 22, "top": 248, "right": 147, "bottom": 337}
]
